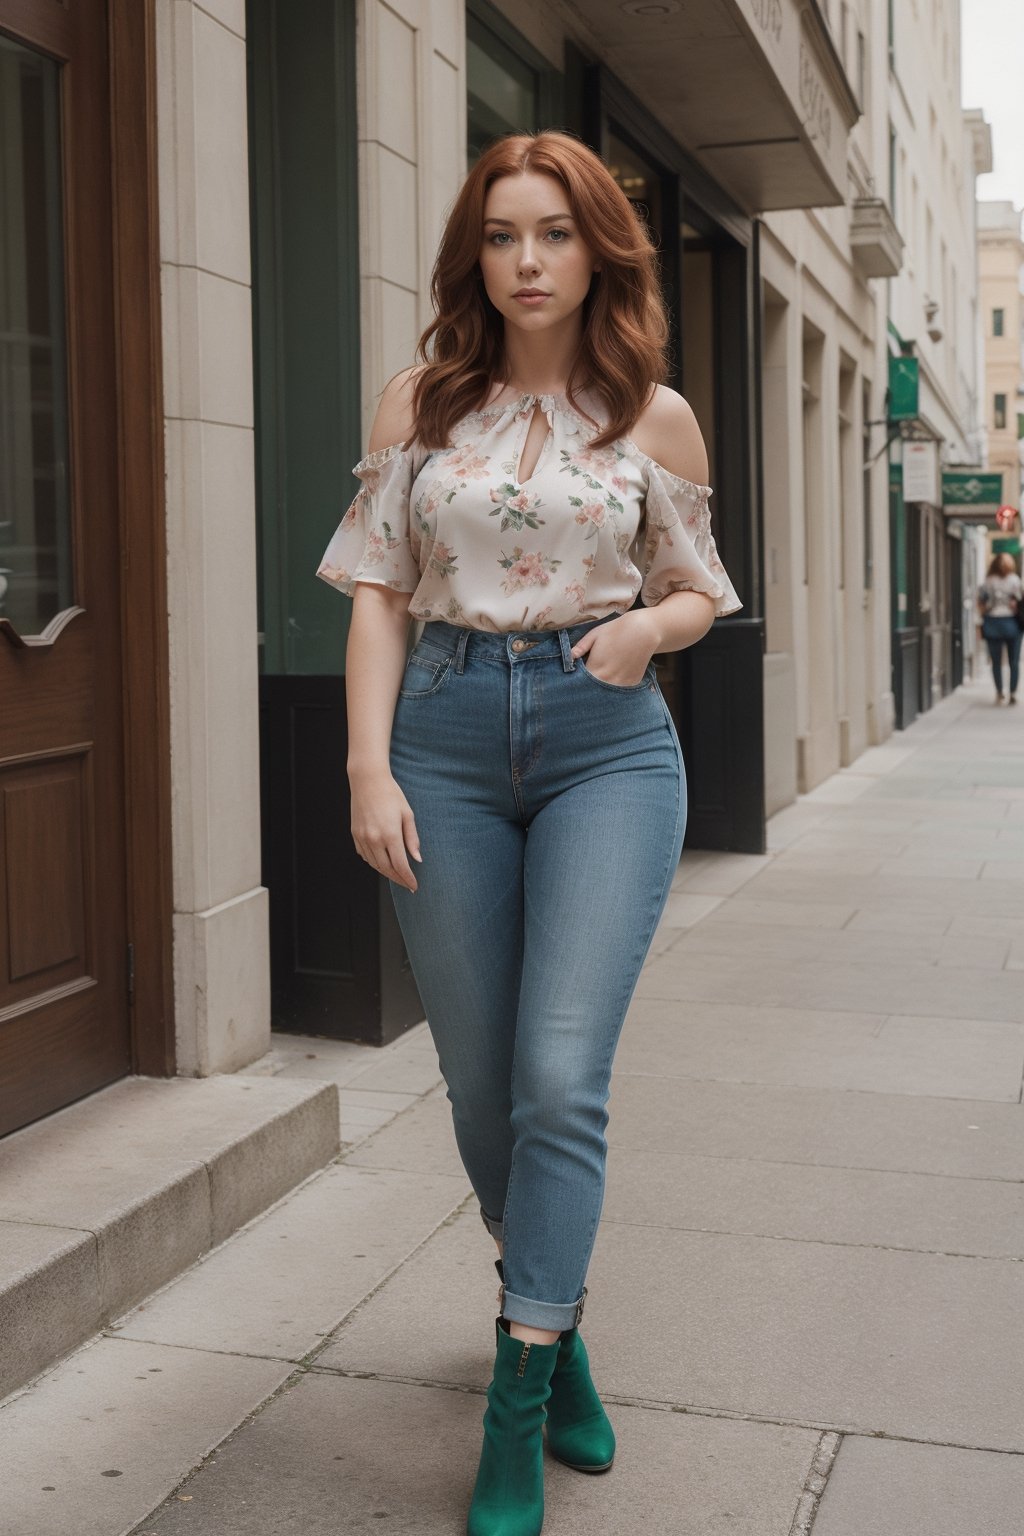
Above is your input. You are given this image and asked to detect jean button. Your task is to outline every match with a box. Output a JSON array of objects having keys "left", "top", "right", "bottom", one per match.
[{"left": 511, "top": 638, "right": 526, "bottom": 652}]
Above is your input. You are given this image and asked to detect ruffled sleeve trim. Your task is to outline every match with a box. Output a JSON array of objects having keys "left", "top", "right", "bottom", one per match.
[
  {"left": 637, "top": 454, "right": 743, "bottom": 618},
  {"left": 316, "top": 440, "right": 421, "bottom": 597}
]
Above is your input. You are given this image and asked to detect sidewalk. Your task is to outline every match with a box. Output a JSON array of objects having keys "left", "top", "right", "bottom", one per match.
[{"left": 4, "top": 673, "right": 1024, "bottom": 1535}]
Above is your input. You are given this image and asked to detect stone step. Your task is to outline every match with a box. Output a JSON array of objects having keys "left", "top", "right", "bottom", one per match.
[{"left": 0, "top": 1073, "right": 339, "bottom": 1400}]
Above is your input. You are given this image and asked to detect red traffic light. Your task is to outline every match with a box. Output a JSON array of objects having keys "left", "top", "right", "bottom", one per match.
[{"left": 995, "top": 505, "right": 1018, "bottom": 530}]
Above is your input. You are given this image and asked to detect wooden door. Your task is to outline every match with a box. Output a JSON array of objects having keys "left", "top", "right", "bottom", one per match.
[{"left": 0, "top": 1, "right": 130, "bottom": 1134}]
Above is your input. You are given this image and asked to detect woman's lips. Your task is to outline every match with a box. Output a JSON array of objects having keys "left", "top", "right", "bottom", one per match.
[{"left": 514, "top": 292, "right": 550, "bottom": 306}]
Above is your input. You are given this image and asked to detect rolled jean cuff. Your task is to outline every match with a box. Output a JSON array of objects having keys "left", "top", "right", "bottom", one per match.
[
  {"left": 501, "top": 1286, "right": 587, "bottom": 1332},
  {"left": 479, "top": 1205, "right": 504, "bottom": 1241}
]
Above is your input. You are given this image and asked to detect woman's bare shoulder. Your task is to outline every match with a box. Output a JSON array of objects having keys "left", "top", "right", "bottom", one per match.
[
  {"left": 628, "top": 383, "right": 709, "bottom": 485},
  {"left": 368, "top": 364, "right": 428, "bottom": 453}
]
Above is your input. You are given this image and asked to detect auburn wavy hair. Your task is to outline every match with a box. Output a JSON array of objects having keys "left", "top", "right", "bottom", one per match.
[{"left": 409, "top": 130, "right": 670, "bottom": 451}]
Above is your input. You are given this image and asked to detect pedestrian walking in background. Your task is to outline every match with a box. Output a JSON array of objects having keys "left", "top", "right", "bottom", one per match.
[
  {"left": 977, "top": 551, "right": 1023, "bottom": 705},
  {"left": 317, "top": 129, "right": 740, "bottom": 1535}
]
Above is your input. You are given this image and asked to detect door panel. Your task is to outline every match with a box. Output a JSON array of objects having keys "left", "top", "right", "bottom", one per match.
[{"left": 0, "top": 3, "right": 130, "bottom": 1134}]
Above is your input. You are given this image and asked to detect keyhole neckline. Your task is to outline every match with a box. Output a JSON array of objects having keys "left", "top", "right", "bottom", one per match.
[{"left": 513, "top": 399, "right": 555, "bottom": 487}]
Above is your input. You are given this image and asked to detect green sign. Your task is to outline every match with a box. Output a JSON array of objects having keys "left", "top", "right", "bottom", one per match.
[
  {"left": 888, "top": 356, "right": 919, "bottom": 420},
  {"left": 993, "top": 537, "right": 1021, "bottom": 556},
  {"left": 941, "top": 472, "right": 1003, "bottom": 509}
]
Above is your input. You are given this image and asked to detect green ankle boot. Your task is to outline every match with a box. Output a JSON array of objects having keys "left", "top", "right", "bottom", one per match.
[
  {"left": 494, "top": 1260, "right": 615, "bottom": 1474},
  {"left": 467, "top": 1315, "right": 560, "bottom": 1536}
]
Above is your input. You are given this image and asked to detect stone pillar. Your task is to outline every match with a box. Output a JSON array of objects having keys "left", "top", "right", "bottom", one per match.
[{"left": 155, "top": 0, "right": 270, "bottom": 1074}]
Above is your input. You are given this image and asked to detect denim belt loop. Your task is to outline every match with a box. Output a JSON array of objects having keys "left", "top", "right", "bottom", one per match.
[
  {"left": 454, "top": 626, "right": 471, "bottom": 674},
  {"left": 558, "top": 628, "right": 576, "bottom": 673}
]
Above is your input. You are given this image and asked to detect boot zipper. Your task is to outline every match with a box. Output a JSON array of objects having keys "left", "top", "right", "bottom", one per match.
[{"left": 517, "top": 1342, "right": 531, "bottom": 1377}]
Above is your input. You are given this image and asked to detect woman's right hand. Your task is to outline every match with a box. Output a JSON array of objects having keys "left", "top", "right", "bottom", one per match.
[{"left": 349, "top": 767, "right": 422, "bottom": 892}]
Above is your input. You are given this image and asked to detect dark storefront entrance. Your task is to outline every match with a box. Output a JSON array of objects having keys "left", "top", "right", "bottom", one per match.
[{"left": 574, "top": 57, "right": 766, "bottom": 854}]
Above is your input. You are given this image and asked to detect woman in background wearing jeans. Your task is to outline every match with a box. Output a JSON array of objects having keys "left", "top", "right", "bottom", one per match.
[
  {"left": 317, "top": 131, "right": 741, "bottom": 1536},
  {"left": 977, "top": 551, "right": 1023, "bottom": 705}
]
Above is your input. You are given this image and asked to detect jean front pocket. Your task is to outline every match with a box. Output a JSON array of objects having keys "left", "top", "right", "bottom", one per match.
[
  {"left": 577, "top": 657, "right": 656, "bottom": 693},
  {"left": 399, "top": 649, "right": 454, "bottom": 699}
]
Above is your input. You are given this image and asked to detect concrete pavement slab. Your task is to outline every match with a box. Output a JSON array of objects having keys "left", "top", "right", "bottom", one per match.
[
  {"left": 657, "top": 890, "right": 727, "bottom": 928},
  {"left": 812, "top": 1435, "right": 1024, "bottom": 1536},
  {"left": 344, "top": 1085, "right": 467, "bottom": 1180},
  {"left": 324, "top": 1209, "right": 1024, "bottom": 1452},
  {"left": 0, "top": 1334, "right": 290, "bottom": 1536},
  {"left": 615, "top": 998, "right": 1024, "bottom": 1099},
  {"left": 945, "top": 910, "right": 1024, "bottom": 939},
  {"left": 112, "top": 1164, "right": 471, "bottom": 1360},
  {"left": 133, "top": 1372, "right": 823, "bottom": 1536},
  {"left": 604, "top": 1075, "right": 1024, "bottom": 1181},
  {"left": 764, "top": 849, "right": 887, "bottom": 875},
  {"left": 699, "top": 865, "right": 1024, "bottom": 913},
  {"left": 842, "top": 905, "right": 958, "bottom": 935},
  {"left": 672, "top": 853, "right": 773, "bottom": 896},
  {"left": 800, "top": 775, "right": 873, "bottom": 802},
  {"left": 600, "top": 1148, "right": 1024, "bottom": 1259},
  {"left": 671, "top": 918, "right": 1011, "bottom": 971},
  {"left": 634, "top": 949, "right": 1024, "bottom": 1024},
  {"left": 700, "top": 897, "right": 856, "bottom": 928}
]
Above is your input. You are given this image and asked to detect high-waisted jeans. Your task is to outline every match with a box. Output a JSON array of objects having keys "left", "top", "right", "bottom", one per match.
[{"left": 387, "top": 614, "right": 687, "bottom": 1330}]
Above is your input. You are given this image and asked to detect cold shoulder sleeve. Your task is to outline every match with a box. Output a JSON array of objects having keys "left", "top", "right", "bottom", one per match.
[
  {"left": 316, "top": 442, "right": 421, "bottom": 596},
  {"left": 639, "top": 460, "right": 743, "bottom": 617}
]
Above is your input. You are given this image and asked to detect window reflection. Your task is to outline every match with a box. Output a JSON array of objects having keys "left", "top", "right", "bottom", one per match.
[{"left": 0, "top": 36, "right": 72, "bottom": 637}]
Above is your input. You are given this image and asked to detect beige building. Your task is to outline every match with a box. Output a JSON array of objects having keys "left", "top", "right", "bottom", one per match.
[
  {"left": 0, "top": 0, "right": 990, "bottom": 1145},
  {"left": 977, "top": 200, "right": 1024, "bottom": 514}
]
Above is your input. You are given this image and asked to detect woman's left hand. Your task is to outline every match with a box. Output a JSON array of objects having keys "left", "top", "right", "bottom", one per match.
[{"left": 570, "top": 611, "right": 660, "bottom": 687}]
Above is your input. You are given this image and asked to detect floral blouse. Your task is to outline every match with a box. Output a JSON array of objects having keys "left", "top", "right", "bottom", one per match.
[{"left": 316, "top": 387, "right": 742, "bottom": 632}]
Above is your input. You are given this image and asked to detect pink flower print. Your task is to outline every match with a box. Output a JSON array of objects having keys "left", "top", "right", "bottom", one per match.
[
  {"left": 489, "top": 482, "right": 546, "bottom": 533},
  {"left": 339, "top": 495, "right": 361, "bottom": 531},
  {"left": 318, "top": 562, "right": 352, "bottom": 583},
  {"left": 563, "top": 579, "right": 588, "bottom": 606},
  {"left": 573, "top": 499, "right": 606, "bottom": 536},
  {"left": 532, "top": 605, "right": 554, "bottom": 628},
  {"left": 574, "top": 442, "right": 619, "bottom": 477},
  {"left": 361, "top": 529, "right": 388, "bottom": 566},
  {"left": 452, "top": 452, "right": 491, "bottom": 481},
  {"left": 427, "top": 540, "right": 459, "bottom": 579},
  {"left": 361, "top": 467, "right": 382, "bottom": 495},
  {"left": 611, "top": 474, "right": 629, "bottom": 494},
  {"left": 498, "top": 546, "right": 562, "bottom": 593}
]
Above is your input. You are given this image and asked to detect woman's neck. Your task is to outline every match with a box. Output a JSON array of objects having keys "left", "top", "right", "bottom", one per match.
[{"left": 500, "top": 320, "right": 582, "bottom": 397}]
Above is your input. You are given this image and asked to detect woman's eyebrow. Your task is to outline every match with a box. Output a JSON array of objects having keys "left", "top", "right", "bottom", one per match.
[{"left": 482, "top": 213, "right": 575, "bottom": 227}]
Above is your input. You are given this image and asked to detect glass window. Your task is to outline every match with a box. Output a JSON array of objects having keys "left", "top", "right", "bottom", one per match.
[
  {"left": 0, "top": 36, "right": 72, "bottom": 639},
  {"left": 994, "top": 393, "right": 1007, "bottom": 430},
  {"left": 605, "top": 130, "right": 663, "bottom": 243},
  {"left": 467, "top": 14, "right": 540, "bottom": 162},
  {"left": 993, "top": 307, "right": 1005, "bottom": 337}
]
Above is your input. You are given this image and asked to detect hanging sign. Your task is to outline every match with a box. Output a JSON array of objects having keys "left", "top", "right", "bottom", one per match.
[
  {"left": 902, "top": 440, "right": 938, "bottom": 504},
  {"left": 941, "top": 472, "right": 1003, "bottom": 512}
]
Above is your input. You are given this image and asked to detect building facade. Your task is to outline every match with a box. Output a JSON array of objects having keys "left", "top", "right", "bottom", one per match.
[
  {"left": 883, "top": 0, "right": 989, "bottom": 725},
  {"left": 0, "top": 0, "right": 991, "bottom": 1135},
  {"left": 977, "top": 201, "right": 1024, "bottom": 518}
]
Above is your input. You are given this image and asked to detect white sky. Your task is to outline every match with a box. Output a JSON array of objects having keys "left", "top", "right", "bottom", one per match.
[{"left": 961, "top": 0, "right": 1024, "bottom": 208}]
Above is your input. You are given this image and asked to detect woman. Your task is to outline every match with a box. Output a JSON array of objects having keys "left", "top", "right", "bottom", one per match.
[
  {"left": 977, "top": 551, "right": 1023, "bottom": 705},
  {"left": 317, "top": 130, "right": 741, "bottom": 1536}
]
